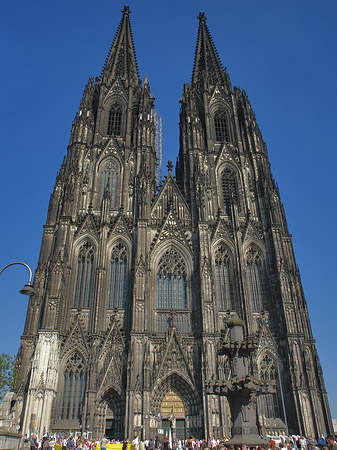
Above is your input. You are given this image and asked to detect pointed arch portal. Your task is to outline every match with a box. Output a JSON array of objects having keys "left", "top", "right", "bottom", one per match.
[
  {"left": 151, "top": 373, "right": 203, "bottom": 439},
  {"left": 96, "top": 388, "right": 125, "bottom": 440}
]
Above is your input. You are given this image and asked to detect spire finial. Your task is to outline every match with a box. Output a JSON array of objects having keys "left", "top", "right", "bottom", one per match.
[
  {"left": 121, "top": 5, "right": 131, "bottom": 15},
  {"left": 197, "top": 11, "right": 207, "bottom": 22},
  {"left": 167, "top": 160, "right": 173, "bottom": 174}
]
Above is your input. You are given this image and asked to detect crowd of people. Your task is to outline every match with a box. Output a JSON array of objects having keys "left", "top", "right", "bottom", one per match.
[{"left": 28, "top": 434, "right": 337, "bottom": 450}]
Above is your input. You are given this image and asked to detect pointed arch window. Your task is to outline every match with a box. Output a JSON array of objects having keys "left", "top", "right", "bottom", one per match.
[
  {"left": 259, "top": 354, "right": 281, "bottom": 419},
  {"left": 214, "top": 110, "right": 229, "bottom": 143},
  {"left": 108, "top": 243, "right": 127, "bottom": 309},
  {"left": 246, "top": 248, "right": 264, "bottom": 311},
  {"left": 157, "top": 248, "right": 187, "bottom": 309},
  {"left": 215, "top": 246, "right": 234, "bottom": 311},
  {"left": 60, "top": 352, "right": 86, "bottom": 420},
  {"left": 107, "top": 104, "right": 122, "bottom": 137},
  {"left": 100, "top": 159, "right": 119, "bottom": 208},
  {"left": 74, "top": 242, "right": 95, "bottom": 308},
  {"left": 221, "top": 167, "right": 239, "bottom": 211}
]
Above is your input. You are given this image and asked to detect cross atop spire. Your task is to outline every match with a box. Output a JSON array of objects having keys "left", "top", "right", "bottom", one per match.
[
  {"left": 101, "top": 5, "right": 139, "bottom": 86},
  {"left": 192, "top": 12, "right": 226, "bottom": 88},
  {"left": 197, "top": 11, "right": 207, "bottom": 22},
  {"left": 167, "top": 160, "right": 173, "bottom": 174},
  {"left": 121, "top": 5, "right": 131, "bottom": 15}
]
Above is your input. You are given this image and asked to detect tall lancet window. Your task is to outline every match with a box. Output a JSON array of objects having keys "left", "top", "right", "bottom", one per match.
[
  {"left": 246, "top": 247, "right": 264, "bottom": 311},
  {"left": 214, "top": 246, "right": 234, "bottom": 311},
  {"left": 74, "top": 241, "right": 95, "bottom": 308},
  {"left": 61, "top": 352, "right": 86, "bottom": 420},
  {"left": 259, "top": 354, "right": 281, "bottom": 419},
  {"left": 214, "top": 110, "right": 229, "bottom": 143},
  {"left": 100, "top": 159, "right": 119, "bottom": 208},
  {"left": 107, "top": 104, "right": 122, "bottom": 136},
  {"left": 157, "top": 248, "right": 187, "bottom": 309},
  {"left": 108, "top": 243, "right": 127, "bottom": 309},
  {"left": 221, "top": 167, "right": 239, "bottom": 211}
]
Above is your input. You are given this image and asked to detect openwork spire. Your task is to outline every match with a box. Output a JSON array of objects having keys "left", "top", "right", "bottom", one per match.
[
  {"left": 101, "top": 5, "right": 139, "bottom": 85},
  {"left": 192, "top": 12, "right": 226, "bottom": 87}
]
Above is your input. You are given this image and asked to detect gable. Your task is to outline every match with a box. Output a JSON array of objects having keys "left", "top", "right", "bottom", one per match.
[{"left": 151, "top": 175, "right": 191, "bottom": 222}]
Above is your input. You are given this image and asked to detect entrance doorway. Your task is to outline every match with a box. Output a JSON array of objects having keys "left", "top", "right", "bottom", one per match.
[
  {"left": 105, "top": 404, "right": 115, "bottom": 438},
  {"left": 175, "top": 419, "right": 186, "bottom": 440},
  {"left": 161, "top": 391, "right": 186, "bottom": 440}
]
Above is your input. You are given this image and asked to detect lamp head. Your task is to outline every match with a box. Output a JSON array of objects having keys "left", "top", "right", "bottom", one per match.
[{"left": 20, "top": 282, "right": 35, "bottom": 296}]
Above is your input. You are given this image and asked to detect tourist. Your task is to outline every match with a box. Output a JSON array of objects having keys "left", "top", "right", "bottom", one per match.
[{"left": 327, "top": 437, "right": 337, "bottom": 450}]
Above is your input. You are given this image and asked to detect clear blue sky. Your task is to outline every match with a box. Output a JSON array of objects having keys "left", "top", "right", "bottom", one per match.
[{"left": 1, "top": 0, "right": 336, "bottom": 418}]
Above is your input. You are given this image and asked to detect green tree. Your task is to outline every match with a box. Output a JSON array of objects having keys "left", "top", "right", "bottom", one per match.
[{"left": 0, "top": 353, "right": 17, "bottom": 401}]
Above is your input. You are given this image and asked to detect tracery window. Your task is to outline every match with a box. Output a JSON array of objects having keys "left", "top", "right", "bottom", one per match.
[
  {"left": 215, "top": 246, "right": 234, "bottom": 311},
  {"left": 74, "top": 241, "right": 95, "bottom": 308},
  {"left": 61, "top": 352, "right": 86, "bottom": 420},
  {"left": 214, "top": 110, "right": 229, "bottom": 143},
  {"left": 246, "top": 247, "right": 264, "bottom": 311},
  {"left": 259, "top": 354, "right": 281, "bottom": 419},
  {"left": 221, "top": 167, "right": 239, "bottom": 211},
  {"left": 157, "top": 248, "right": 187, "bottom": 309},
  {"left": 108, "top": 243, "right": 127, "bottom": 309},
  {"left": 100, "top": 159, "right": 119, "bottom": 208},
  {"left": 157, "top": 312, "right": 189, "bottom": 333},
  {"left": 107, "top": 104, "right": 122, "bottom": 136}
]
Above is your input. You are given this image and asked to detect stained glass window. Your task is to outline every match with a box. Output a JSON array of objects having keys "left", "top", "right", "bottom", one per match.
[
  {"left": 107, "top": 104, "right": 122, "bottom": 136},
  {"left": 214, "top": 110, "right": 229, "bottom": 143},
  {"left": 61, "top": 352, "right": 85, "bottom": 420},
  {"left": 259, "top": 354, "right": 281, "bottom": 419},
  {"left": 221, "top": 167, "right": 239, "bottom": 211},
  {"left": 100, "top": 159, "right": 119, "bottom": 208},
  {"left": 246, "top": 248, "right": 263, "bottom": 311},
  {"left": 108, "top": 243, "right": 127, "bottom": 309},
  {"left": 157, "top": 248, "right": 187, "bottom": 309},
  {"left": 74, "top": 242, "right": 94, "bottom": 308},
  {"left": 215, "top": 246, "right": 234, "bottom": 310}
]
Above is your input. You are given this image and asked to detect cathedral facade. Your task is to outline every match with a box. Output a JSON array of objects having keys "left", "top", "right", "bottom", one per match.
[{"left": 15, "top": 6, "right": 332, "bottom": 440}]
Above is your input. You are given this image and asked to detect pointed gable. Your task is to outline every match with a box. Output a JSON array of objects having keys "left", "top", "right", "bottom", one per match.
[
  {"left": 242, "top": 219, "right": 264, "bottom": 247},
  {"left": 216, "top": 141, "right": 240, "bottom": 166},
  {"left": 98, "top": 318, "right": 125, "bottom": 364},
  {"left": 97, "top": 319, "right": 125, "bottom": 396},
  {"left": 151, "top": 172, "right": 191, "bottom": 223},
  {"left": 156, "top": 328, "right": 194, "bottom": 383},
  {"left": 108, "top": 210, "right": 132, "bottom": 240},
  {"left": 75, "top": 212, "right": 99, "bottom": 240},
  {"left": 98, "top": 138, "right": 124, "bottom": 168},
  {"left": 209, "top": 85, "right": 229, "bottom": 107},
  {"left": 151, "top": 207, "right": 192, "bottom": 253},
  {"left": 104, "top": 78, "right": 128, "bottom": 105},
  {"left": 256, "top": 319, "right": 278, "bottom": 356},
  {"left": 212, "top": 216, "right": 233, "bottom": 244},
  {"left": 61, "top": 317, "right": 89, "bottom": 359}
]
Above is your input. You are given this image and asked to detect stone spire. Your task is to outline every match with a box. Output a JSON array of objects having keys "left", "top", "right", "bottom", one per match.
[
  {"left": 192, "top": 12, "right": 226, "bottom": 88},
  {"left": 101, "top": 5, "right": 139, "bottom": 86}
]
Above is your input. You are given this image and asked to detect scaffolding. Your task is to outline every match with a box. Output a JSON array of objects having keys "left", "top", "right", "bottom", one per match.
[{"left": 152, "top": 110, "right": 162, "bottom": 185}]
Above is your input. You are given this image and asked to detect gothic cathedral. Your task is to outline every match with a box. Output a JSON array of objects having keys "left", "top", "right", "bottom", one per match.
[{"left": 15, "top": 6, "right": 332, "bottom": 440}]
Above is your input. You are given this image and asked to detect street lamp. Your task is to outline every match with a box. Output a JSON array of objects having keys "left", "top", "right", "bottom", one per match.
[
  {"left": 0, "top": 262, "right": 35, "bottom": 296},
  {"left": 144, "top": 411, "right": 162, "bottom": 439},
  {"left": 167, "top": 411, "right": 175, "bottom": 441}
]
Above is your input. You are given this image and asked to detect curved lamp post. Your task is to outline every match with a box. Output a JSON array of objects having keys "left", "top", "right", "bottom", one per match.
[{"left": 0, "top": 262, "right": 35, "bottom": 296}]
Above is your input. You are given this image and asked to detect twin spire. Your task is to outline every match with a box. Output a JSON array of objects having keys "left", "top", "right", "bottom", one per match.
[
  {"left": 192, "top": 12, "right": 227, "bottom": 87},
  {"left": 101, "top": 7, "right": 227, "bottom": 88},
  {"left": 101, "top": 5, "right": 139, "bottom": 85}
]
